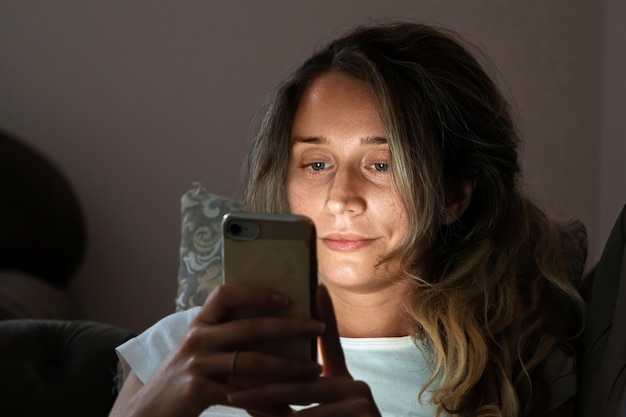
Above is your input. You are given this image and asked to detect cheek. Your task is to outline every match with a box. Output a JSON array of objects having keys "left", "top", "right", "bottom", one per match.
[
  {"left": 287, "top": 187, "right": 325, "bottom": 228},
  {"left": 381, "top": 196, "right": 409, "bottom": 234},
  {"left": 286, "top": 180, "right": 309, "bottom": 216}
]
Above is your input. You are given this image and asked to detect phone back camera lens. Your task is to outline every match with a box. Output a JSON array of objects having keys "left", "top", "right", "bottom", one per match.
[
  {"left": 225, "top": 218, "right": 260, "bottom": 240},
  {"left": 229, "top": 222, "right": 242, "bottom": 235}
]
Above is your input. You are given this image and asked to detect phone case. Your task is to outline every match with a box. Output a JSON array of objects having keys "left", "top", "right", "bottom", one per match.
[{"left": 221, "top": 212, "right": 317, "bottom": 361}]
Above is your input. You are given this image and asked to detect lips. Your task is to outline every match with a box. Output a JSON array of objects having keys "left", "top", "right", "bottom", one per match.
[{"left": 321, "top": 233, "right": 376, "bottom": 252}]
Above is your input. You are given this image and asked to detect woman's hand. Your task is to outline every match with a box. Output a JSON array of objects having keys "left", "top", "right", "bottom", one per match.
[
  {"left": 227, "top": 285, "right": 382, "bottom": 417},
  {"left": 111, "top": 284, "right": 326, "bottom": 417}
]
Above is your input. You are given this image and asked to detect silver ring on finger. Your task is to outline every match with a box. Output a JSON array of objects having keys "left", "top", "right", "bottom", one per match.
[{"left": 230, "top": 350, "right": 240, "bottom": 377}]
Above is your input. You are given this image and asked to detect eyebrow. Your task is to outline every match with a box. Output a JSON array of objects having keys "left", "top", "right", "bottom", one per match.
[{"left": 292, "top": 136, "right": 388, "bottom": 145}]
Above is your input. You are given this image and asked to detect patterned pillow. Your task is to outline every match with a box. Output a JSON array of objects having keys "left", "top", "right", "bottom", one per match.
[{"left": 175, "top": 184, "right": 245, "bottom": 312}]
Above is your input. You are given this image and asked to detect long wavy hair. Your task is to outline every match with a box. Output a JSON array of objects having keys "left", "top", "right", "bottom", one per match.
[{"left": 244, "top": 22, "right": 585, "bottom": 416}]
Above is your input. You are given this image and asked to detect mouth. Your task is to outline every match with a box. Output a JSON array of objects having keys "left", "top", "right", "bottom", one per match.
[{"left": 321, "top": 233, "right": 376, "bottom": 252}]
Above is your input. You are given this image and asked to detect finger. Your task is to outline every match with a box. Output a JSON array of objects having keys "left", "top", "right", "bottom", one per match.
[
  {"left": 195, "top": 284, "right": 290, "bottom": 324},
  {"left": 227, "top": 377, "right": 373, "bottom": 407},
  {"left": 182, "top": 315, "right": 325, "bottom": 353},
  {"left": 316, "top": 284, "right": 350, "bottom": 377},
  {"left": 246, "top": 405, "right": 294, "bottom": 417},
  {"left": 230, "top": 351, "right": 322, "bottom": 386},
  {"left": 180, "top": 350, "right": 321, "bottom": 385},
  {"left": 295, "top": 398, "right": 379, "bottom": 417},
  {"left": 222, "top": 316, "right": 325, "bottom": 347}
]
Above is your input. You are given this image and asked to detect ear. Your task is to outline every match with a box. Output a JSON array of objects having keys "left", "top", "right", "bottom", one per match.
[{"left": 444, "top": 178, "right": 476, "bottom": 225}]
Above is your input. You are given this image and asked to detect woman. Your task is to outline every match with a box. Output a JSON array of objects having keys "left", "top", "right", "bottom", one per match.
[{"left": 110, "top": 22, "right": 585, "bottom": 417}]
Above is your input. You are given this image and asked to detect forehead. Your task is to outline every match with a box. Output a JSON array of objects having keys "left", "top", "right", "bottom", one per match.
[{"left": 292, "top": 72, "right": 384, "bottom": 140}]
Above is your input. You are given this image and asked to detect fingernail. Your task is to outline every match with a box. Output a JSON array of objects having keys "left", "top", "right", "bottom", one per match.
[
  {"left": 305, "top": 361, "right": 323, "bottom": 374},
  {"left": 306, "top": 320, "right": 326, "bottom": 334},
  {"left": 270, "top": 293, "right": 289, "bottom": 307},
  {"left": 227, "top": 392, "right": 246, "bottom": 405}
]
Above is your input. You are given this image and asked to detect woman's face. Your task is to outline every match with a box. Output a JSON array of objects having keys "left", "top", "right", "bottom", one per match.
[{"left": 286, "top": 72, "right": 409, "bottom": 292}]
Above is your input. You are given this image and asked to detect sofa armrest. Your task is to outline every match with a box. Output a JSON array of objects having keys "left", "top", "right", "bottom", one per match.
[{"left": 0, "top": 319, "right": 135, "bottom": 417}]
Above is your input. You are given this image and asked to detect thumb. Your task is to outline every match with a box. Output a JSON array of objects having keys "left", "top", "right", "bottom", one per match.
[{"left": 316, "top": 284, "right": 350, "bottom": 377}]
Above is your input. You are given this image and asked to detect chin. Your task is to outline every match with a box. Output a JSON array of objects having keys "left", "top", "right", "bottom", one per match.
[{"left": 318, "top": 265, "right": 382, "bottom": 291}]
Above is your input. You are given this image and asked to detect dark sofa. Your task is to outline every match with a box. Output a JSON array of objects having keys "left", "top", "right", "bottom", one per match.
[
  {"left": 0, "top": 319, "right": 134, "bottom": 417},
  {"left": 0, "top": 128, "right": 135, "bottom": 416}
]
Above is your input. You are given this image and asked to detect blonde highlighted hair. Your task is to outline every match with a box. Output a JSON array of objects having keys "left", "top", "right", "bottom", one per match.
[{"left": 244, "top": 22, "right": 585, "bottom": 416}]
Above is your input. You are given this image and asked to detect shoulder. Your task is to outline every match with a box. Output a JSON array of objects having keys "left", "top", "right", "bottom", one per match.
[
  {"left": 135, "top": 307, "right": 201, "bottom": 349},
  {"left": 116, "top": 307, "right": 201, "bottom": 383}
]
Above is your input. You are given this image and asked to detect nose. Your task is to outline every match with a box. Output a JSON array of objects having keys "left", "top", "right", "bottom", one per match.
[{"left": 325, "top": 167, "right": 366, "bottom": 215}]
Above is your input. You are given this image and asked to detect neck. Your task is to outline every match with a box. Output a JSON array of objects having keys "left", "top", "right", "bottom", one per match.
[{"left": 323, "top": 279, "right": 413, "bottom": 338}]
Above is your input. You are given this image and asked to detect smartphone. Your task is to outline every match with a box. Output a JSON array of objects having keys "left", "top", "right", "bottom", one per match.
[{"left": 221, "top": 212, "right": 317, "bottom": 362}]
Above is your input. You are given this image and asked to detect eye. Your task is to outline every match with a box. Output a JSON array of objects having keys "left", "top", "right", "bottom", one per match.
[
  {"left": 373, "top": 163, "right": 389, "bottom": 172},
  {"left": 309, "top": 162, "right": 327, "bottom": 171}
]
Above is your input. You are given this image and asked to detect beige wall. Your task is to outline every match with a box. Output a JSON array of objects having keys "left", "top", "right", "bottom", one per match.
[
  {"left": 599, "top": 0, "right": 626, "bottom": 258},
  {"left": 0, "top": 1, "right": 620, "bottom": 332}
]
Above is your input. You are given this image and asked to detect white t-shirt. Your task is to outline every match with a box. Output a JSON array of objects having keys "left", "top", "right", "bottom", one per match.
[{"left": 116, "top": 307, "right": 575, "bottom": 416}]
